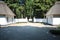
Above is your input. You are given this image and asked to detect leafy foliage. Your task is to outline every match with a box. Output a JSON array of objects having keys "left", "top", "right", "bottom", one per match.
[
  {"left": 25, "top": 0, "right": 34, "bottom": 18},
  {"left": 3, "top": 0, "right": 58, "bottom": 18},
  {"left": 33, "top": 0, "right": 56, "bottom": 18}
]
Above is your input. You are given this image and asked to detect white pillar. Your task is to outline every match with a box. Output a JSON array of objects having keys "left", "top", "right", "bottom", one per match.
[{"left": 33, "top": 17, "right": 36, "bottom": 22}]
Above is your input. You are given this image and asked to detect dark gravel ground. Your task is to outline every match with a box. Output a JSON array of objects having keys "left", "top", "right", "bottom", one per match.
[{"left": 0, "top": 26, "right": 60, "bottom": 40}]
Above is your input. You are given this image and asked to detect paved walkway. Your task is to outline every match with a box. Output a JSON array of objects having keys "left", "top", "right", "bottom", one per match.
[
  {"left": 0, "top": 23, "right": 60, "bottom": 40},
  {"left": 0, "top": 26, "right": 60, "bottom": 40}
]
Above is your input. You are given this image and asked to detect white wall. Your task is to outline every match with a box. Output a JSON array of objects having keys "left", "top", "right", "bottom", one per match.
[
  {"left": 7, "top": 17, "right": 14, "bottom": 24},
  {"left": 46, "top": 15, "right": 53, "bottom": 24},
  {"left": 33, "top": 18, "right": 47, "bottom": 23},
  {"left": 0, "top": 16, "right": 28, "bottom": 25},
  {"left": 47, "top": 17, "right": 53, "bottom": 24},
  {"left": 0, "top": 16, "right": 7, "bottom": 25},
  {"left": 14, "top": 18, "right": 28, "bottom": 22},
  {"left": 6, "top": 15, "right": 15, "bottom": 24},
  {"left": 53, "top": 18, "right": 60, "bottom": 25}
]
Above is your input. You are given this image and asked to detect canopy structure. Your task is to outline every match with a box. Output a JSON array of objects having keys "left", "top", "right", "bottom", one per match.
[
  {"left": 0, "top": 1, "right": 15, "bottom": 16},
  {"left": 46, "top": 1, "right": 60, "bottom": 16}
]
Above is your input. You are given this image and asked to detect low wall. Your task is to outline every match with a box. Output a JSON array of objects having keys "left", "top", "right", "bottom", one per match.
[
  {"left": 0, "top": 17, "right": 7, "bottom": 25},
  {"left": 14, "top": 18, "right": 28, "bottom": 23},
  {"left": 53, "top": 18, "right": 60, "bottom": 25},
  {"left": 0, "top": 17, "right": 48, "bottom": 25},
  {"left": 33, "top": 18, "right": 47, "bottom": 23}
]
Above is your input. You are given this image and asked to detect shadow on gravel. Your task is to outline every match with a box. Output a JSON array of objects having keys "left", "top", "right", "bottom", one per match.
[
  {"left": 42, "top": 23, "right": 53, "bottom": 26},
  {"left": 0, "top": 26, "right": 60, "bottom": 40}
]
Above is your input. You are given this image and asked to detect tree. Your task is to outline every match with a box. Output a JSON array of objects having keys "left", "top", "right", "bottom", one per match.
[
  {"left": 4, "top": 0, "right": 58, "bottom": 18},
  {"left": 33, "top": 0, "right": 56, "bottom": 18},
  {"left": 17, "top": 6, "right": 25, "bottom": 18},
  {"left": 4, "top": 0, "right": 25, "bottom": 18},
  {"left": 25, "top": 0, "right": 34, "bottom": 18}
]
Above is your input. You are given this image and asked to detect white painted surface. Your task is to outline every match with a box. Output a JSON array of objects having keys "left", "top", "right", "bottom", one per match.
[
  {"left": 47, "top": 17, "right": 52, "bottom": 24},
  {"left": 6, "top": 16, "right": 15, "bottom": 24},
  {"left": 0, "top": 16, "right": 7, "bottom": 25},
  {"left": 46, "top": 15, "right": 53, "bottom": 24},
  {"left": 14, "top": 18, "right": 28, "bottom": 22},
  {"left": 1, "top": 16, "right": 60, "bottom": 25},
  {"left": 33, "top": 18, "right": 47, "bottom": 23},
  {"left": 46, "top": 15, "right": 60, "bottom": 25},
  {"left": 29, "top": 19, "right": 32, "bottom": 21},
  {"left": 0, "top": 17, "right": 28, "bottom": 25},
  {"left": 53, "top": 18, "right": 60, "bottom": 25}
]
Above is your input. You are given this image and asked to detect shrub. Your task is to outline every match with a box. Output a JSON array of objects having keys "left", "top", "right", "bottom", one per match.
[{"left": 50, "top": 29, "right": 60, "bottom": 35}]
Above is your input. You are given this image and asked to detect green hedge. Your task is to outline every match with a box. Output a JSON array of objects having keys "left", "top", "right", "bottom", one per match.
[{"left": 50, "top": 29, "right": 60, "bottom": 35}]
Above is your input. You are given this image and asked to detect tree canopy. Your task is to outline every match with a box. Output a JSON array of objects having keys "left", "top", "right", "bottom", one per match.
[{"left": 3, "top": 0, "right": 58, "bottom": 18}]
